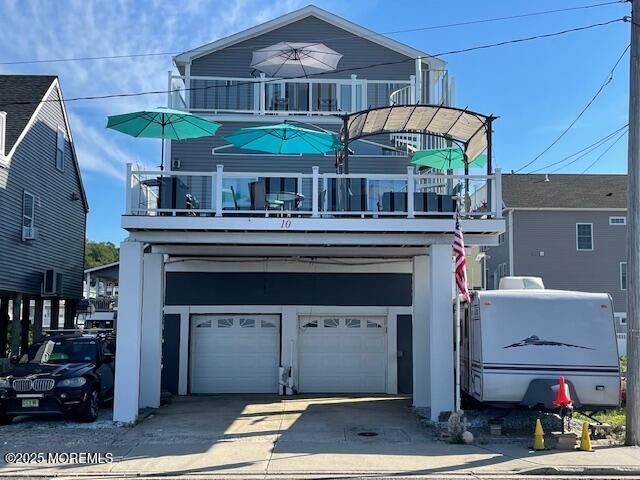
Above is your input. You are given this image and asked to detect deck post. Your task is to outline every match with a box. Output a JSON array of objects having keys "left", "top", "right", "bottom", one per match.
[
  {"left": 311, "top": 166, "right": 320, "bottom": 218},
  {"left": 125, "top": 163, "right": 132, "bottom": 215},
  {"left": 412, "top": 255, "right": 430, "bottom": 412},
  {"left": 407, "top": 166, "right": 415, "bottom": 218},
  {"left": 494, "top": 168, "right": 503, "bottom": 219},
  {"left": 0, "top": 297, "right": 8, "bottom": 357},
  {"left": 33, "top": 298, "right": 43, "bottom": 341},
  {"left": 215, "top": 164, "right": 224, "bottom": 217}
]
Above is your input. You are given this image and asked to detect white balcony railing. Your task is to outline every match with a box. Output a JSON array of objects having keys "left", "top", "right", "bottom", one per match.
[
  {"left": 126, "top": 164, "right": 502, "bottom": 221},
  {"left": 168, "top": 73, "right": 415, "bottom": 116}
]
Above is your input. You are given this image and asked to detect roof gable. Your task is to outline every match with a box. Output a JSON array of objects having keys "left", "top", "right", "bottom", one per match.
[
  {"left": 174, "top": 5, "right": 445, "bottom": 70},
  {"left": 0, "top": 75, "right": 89, "bottom": 212},
  {"left": 502, "top": 174, "right": 627, "bottom": 210},
  {"left": 0, "top": 75, "right": 56, "bottom": 154}
]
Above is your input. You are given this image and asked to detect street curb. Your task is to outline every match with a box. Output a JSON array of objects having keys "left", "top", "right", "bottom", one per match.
[{"left": 520, "top": 466, "right": 640, "bottom": 476}]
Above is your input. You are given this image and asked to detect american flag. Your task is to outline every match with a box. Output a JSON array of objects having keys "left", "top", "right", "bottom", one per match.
[{"left": 453, "top": 212, "right": 470, "bottom": 302}]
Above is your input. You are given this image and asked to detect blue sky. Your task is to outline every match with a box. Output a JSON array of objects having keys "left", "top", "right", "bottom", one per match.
[{"left": 0, "top": 0, "right": 631, "bottom": 243}]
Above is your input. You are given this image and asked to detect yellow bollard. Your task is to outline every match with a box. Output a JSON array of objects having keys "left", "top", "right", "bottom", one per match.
[
  {"left": 579, "top": 422, "right": 593, "bottom": 451},
  {"left": 533, "top": 419, "right": 545, "bottom": 451}
]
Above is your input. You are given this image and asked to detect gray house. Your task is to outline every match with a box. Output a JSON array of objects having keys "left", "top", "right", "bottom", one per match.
[
  {"left": 485, "top": 174, "right": 627, "bottom": 352},
  {"left": 0, "top": 75, "right": 88, "bottom": 360},
  {"left": 114, "top": 5, "right": 504, "bottom": 423}
]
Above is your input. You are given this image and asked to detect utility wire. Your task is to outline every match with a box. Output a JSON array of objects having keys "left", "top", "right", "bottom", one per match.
[
  {"left": 526, "top": 124, "right": 629, "bottom": 173},
  {"left": 0, "top": 0, "right": 626, "bottom": 66},
  {"left": 580, "top": 127, "right": 628, "bottom": 173},
  {"left": 515, "top": 42, "right": 630, "bottom": 172},
  {"left": 0, "top": 18, "right": 626, "bottom": 109}
]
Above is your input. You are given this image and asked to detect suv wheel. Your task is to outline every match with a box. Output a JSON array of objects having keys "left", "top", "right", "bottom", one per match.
[{"left": 78, "top": 388, "right": 100, "bottom": 422}]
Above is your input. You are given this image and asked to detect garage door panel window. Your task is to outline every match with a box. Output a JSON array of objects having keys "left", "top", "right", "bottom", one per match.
[
  {"left": 240, "top": 318, "right": 255, "bottom": 328},
  {"left": 345, "top": 318, "right": 361, "bottom": 328},
  {"left": 217, "top": 318, "right": 233, "bottom": 328},
  {"left": 323, "top": 318, "right": 339, "bottom": 328}
]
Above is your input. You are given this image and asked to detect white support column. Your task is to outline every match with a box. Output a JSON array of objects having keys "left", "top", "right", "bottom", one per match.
[
  {"left": 113, "top": 241, "right": 144, "bottom": 424},
  {"left": 494, "top": 168, "right": 503, "bottom": 219},
  {"left": 259, "top": 73, "right": 266, "bottom": 114},
  {"left": 311, "top": 166, "right": 320, "bottom": 218},
  {"left": 215, "top": 164, "right": 224, "bottom": 217},
  {"left": 406, "top": 166, "right": 415, "bottom": 219},
  {"left": 184, "top": 62, "right": 191, "bottom": 110},
  {"left": 412, "top": 254, "right": 430, "bottom": 411},
  {"left": 350, "top": 74, "right": 357, "bottom": 112},
  {"left": 414, "top": 57, "right": 423, "bottom": 104},
  {"left": 125, "top": 163, "right": 132, "bottom": 215},
  {"left": 428, "top": 244, "right": 455, "bottom": 420},
  {"left": 139, "top": 253, "right": 164, "bottom": 409},
  {"left": 281, "top": 306, "right": 298, "bottom": 394}
]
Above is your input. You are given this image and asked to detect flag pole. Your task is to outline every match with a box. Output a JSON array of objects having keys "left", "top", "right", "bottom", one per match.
[
  {"left": 454, "top": 194, "right": 462, "bottom": 413},
  {"left": 455, "top": 290, "right": 461, "bottom": 412}
]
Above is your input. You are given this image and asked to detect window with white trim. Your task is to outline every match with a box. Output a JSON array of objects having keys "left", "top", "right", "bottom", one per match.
[
  {"left": 576, "top": 223, "right": 593, "bottom": 251},
  {"left": 621, "top": 262, "right": 627, "bottom": 290},
  {"left": 22, "top": 191, "right": 35, "bottom": 239},
  {"left": 498, "top": 232, "right": 505, "bottom": 245},
  {"left": 55, "top": 127, "right": 65, "bottom": 171},
  {"left": 609, "top": 216, "right": 626, "bottom": 225}
]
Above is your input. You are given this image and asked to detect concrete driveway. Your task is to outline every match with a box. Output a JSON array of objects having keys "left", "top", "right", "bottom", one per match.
[{"left": 2, "top": 395, "right": 639, "bottom": 478}]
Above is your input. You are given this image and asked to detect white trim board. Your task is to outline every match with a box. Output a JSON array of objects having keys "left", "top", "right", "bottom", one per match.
[{"left": 173, "top": 5, "right": 445, "bottom": 71}]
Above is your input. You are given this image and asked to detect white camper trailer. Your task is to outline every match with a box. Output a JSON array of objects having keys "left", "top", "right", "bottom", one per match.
[{"left": 460, "top": 286, "right": 621, "bottom": 410}]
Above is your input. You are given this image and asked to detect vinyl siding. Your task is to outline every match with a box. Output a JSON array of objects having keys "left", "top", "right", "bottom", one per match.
[
  {"left": 0, "top": 86, "right": 87, "bottom": 299},
  {"left": 190, "top": 15, "right": 415, "bottom": 81},
  {"left": 171, "top": 121, "right": 411, "bottom": 175},
  {"left": 508, "top": 210, "right": 626, "bottom": 311}
]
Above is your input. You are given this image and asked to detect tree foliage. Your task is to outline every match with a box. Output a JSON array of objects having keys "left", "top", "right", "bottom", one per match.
[{"left": 85, "top": 240, "right": 119, "bottom": 269}]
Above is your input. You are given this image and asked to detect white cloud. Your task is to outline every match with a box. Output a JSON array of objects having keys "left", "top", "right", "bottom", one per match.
[{"left": 0, "top": 0, "right": 304, "bottom": 179}]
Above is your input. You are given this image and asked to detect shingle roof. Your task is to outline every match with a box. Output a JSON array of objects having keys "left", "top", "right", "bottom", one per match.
[
  {"left": 0, "top": 75, "right": 56, "bottom": 154},
  {"left": 502, "top": 174, "right": 627, "bottom": 209}
]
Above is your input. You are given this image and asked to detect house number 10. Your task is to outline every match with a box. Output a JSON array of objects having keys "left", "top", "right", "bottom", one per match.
[{"left": 280, "top": 219, "right": 292, "bottom": 229}]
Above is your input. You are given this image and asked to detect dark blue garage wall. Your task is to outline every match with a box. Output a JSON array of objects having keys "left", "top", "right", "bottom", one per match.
[{"left": 165, "top": 272, "right": 412, "bottom": 306}]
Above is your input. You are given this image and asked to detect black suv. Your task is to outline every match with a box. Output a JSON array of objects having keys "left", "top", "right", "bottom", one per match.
[{"left": 0, "top": 333, "right": 115, "bottom": 423}]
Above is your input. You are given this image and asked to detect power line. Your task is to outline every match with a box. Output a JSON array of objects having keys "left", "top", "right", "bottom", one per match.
[
  {"left": 0, "top": 0, "right": 627, "bottom": 66},
  {"left": 526, "top": 124, "right": 629, "bottom": 173},
  {"left": 515, "top": 42, "right": 631, "bottom": 173},
  {"left": 580, "top": 127, "right": 628, "bottom": 172},
  {"left": 0, "top": 17, "right": 627, "bottom": 109}
]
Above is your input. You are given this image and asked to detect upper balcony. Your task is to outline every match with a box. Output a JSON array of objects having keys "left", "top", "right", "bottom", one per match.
[
  {"left": 168, "top": 73, "right": 425, "bottom": 118},
  {"left": 122, "top": 164, "right": 504, "bottom": 246}
]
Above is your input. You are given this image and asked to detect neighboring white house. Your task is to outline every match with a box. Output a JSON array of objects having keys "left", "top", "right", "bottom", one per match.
[{"left": 113, "top": 5, "right": 505, "bottom": 423}]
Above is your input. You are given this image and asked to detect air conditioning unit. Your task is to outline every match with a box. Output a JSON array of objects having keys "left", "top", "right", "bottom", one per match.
[
  {"left": 42, "top": 269, "right": 63, "bottom": 296},
  {"left": 22, "top": 226, "right": 37, "bottom": 241}
]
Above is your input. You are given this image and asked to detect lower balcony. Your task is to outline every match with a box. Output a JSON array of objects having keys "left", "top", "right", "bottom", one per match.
[{"left": 123, "top": 164, "right": 504, "bottom": 243}]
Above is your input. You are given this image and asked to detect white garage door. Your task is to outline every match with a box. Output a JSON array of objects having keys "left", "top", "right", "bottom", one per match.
[
  {"left": 190, "top": 314, "right": 280, "bottom": 393},
  {"left": 298, "top": 316, "right": 387, "bottom": 393}
]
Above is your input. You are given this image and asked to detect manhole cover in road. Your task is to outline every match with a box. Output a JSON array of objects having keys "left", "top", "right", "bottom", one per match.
[{"left": 357, "top": 431, "right": 379, "bottom": 437}]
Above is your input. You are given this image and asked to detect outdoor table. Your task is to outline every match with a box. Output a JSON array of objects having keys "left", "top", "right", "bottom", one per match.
[{"left": 266, "top": 191, "right": 304, "bottom": 212}]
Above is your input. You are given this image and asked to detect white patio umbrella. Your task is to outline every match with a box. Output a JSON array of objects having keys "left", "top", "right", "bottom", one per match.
[{"left": 250, "top": 42, "right": 343, "bottom": 78}]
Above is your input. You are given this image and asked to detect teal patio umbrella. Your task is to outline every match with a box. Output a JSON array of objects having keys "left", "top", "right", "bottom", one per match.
[
  {"left": 411, "top": 147, "right": 487, "bottom": 170},
  {"left": 224, "top": 123, "right": 342, "bottom": 154},
  {"left": 107, "top": 107, "right": 221, "bottom": 170}
]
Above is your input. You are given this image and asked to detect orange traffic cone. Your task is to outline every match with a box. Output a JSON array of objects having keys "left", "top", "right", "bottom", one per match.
[
  {"left": 553, "top": 376, "right": 573, "bottom": 408},
  {"left": 579, "top": 422, "right": 593, "bottom": 451},
  {"left": 533, "top": 419, "right": 545, "bottom": 451}
]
